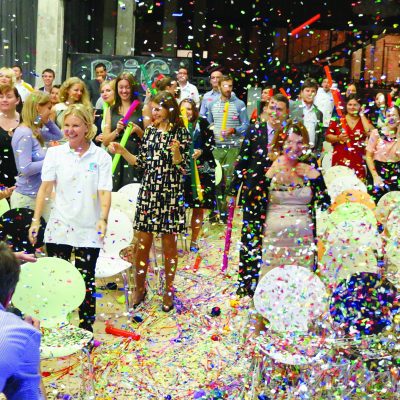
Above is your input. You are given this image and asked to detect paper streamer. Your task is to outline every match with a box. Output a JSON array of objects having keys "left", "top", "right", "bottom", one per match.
[
  {"left": 122, "top": 99, "right": 140, "bottom": 125},
  {"left": 387, "top": 93, "right": 393, "bottom": 107},
  {"left": 181, "top": 106, "right": 189, "bottom": 129},
  {"left": 101, "top": 101, "right": 109, "bottom": 131},
  {"left": 182, "top": 109, "right": 203, "bottom": 202},
  {"left": 193, "top": 254, "right": 202, "bottom": 272},
  {"left": 279, "top": 87, "right": 290, "bottom": 99},
  {"left": 140, "top": 64, "right": 157, "bottom": 96},
  {"left": 221, "top": 200, "right": 235, "bottom": 273},
  {"left": 290, "top": 13, "right": 321, "bottom": 36},
  {"left": 331, "top": 89, "right": 347, "bottom": 132},
  {"left": 105, "top": 324, "right": 140, "bottom": 340},
  {"left": 193, "top": 159, "right": 203, "bottom": 201},
  {"left": 111, "top": 123, "right": 133, "bottom": 174},
  {"left": 220, "top": 101, "right": 229, "bottom": 140},
  {"left": 324, "top": 65, "right": 333, "bottom": 87},
  {"left": 22, "top": 82, "right": 34, "bottom": 93}
]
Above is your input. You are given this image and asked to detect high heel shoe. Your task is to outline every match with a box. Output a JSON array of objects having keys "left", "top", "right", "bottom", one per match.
[
  {"left": 161, "top": 303, "right": 174, "bottom": 313},
  {"left": 132, "top": 289, "right": 147, "bottom": 309},
  {"left": 161, "top": 292, "right": 174, "bottom": 312}
]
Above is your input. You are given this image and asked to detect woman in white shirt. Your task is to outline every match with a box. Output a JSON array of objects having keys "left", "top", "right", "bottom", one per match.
[{"left": 29, "top": 104, "right": 112, "bottom": 332}]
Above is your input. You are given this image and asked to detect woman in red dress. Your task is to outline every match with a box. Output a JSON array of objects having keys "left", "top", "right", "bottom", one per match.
[{"left": 326, "top": 94, "right": 372, "bottom": 179}]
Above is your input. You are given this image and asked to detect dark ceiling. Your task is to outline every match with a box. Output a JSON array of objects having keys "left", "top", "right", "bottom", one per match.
[{"left": 201, "top": 0, "right": 400, "bottom": 31}]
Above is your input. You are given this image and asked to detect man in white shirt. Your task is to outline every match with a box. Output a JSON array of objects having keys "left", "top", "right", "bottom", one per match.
[
  {"left": 314, "top": 78, "right": 334, "bottom": 128},
  {"left": 176, "top": 67, "right": 200, "bottom": 107},
  {"left": 11, "top": 65, "right": 34, "bottom": 102},
  {"left": 289, "top": 78, "right": 324, "bottom": 157}
]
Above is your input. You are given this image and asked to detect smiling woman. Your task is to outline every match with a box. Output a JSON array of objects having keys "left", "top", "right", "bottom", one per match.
[
  {"left": 29, "top": 104, "right": 112, "bottom": 333},
  {"left": 53, "top": 77, "right": 92, "bottom": 133},
  {"left": 0, "top": 84, "right": 21, "bottom": 189},
  {"left": 102, "top": 72, "right": 144, "bottom": 190}
]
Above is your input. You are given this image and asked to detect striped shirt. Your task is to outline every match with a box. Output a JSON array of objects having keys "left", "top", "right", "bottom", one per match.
[{"left": 208, "top": 96, "right": 249, "bottom": 147}]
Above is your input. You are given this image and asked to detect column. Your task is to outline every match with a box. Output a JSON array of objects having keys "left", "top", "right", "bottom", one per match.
[
  {"left": 35, "top": 0, "right": 64, "bottom": 86},
  {"left": 116, "top": 1, "right": 136, "bottom": 55}
]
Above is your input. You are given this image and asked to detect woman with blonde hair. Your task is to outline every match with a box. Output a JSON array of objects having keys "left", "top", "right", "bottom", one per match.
[
  {"left": 11, "top": 91, "right": 63, "bottom": 218},
  {"left": 94, "top": 80, "right": 115, "bottom": 144},
  {"left": 53, "top": 77, "right": 91, "bottom": 129},
  {"left": 0, "top": 68, "right": 16, "bottom": 86},
  {"left": 29, "top": 104, "right": 112, "bottom": 333}
]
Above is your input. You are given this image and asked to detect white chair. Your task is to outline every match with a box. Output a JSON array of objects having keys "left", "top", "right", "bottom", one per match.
[
  {"left": 327, "top": 175, "right": 367, "bottom": 202},
  {"left": 319, "top": 245, "right": 380, "bottom": 288},
  {"left": 96, "top": 208, "right": 134, "bottom": 313},
  {"left": 329, "top": 272, "right": 399, "bottom": 396},
  {"left": 323, "top": 165, "right": 356, "bottom": 186},
  {"left": 0, "top": 198, "right": 10, "bottom": 217},
  {"left": 111, "top": 191, "right": 135, "bottom": 222},
  {"left": 215, "top": 159, "right": 222, "bottom": 186},
  {"left": 249, "top": 265, "right": 329, "bottom": 398},
  {"left": 101, "top": 208, "right": 134, "bottom": 255},
  {"left": 375, "top": 191, "right": 400, "bottom": 227},
  {"left": 12, "top": 257, "right": 95, "bottom": 397},
  {"left": 324, "top": 202, "right": 378, "bottom": 248},
  {"left": 386, "top": 206, "right": 400, "bottom": 239}
]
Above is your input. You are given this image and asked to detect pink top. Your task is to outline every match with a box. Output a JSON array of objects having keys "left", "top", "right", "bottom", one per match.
[{"left": 366, "top": 129, "right": 400, "bottom": 162}]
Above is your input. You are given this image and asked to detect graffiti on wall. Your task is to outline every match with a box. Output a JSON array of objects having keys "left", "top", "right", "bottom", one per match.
[{"left": 69, "top": 53, "right": 192, "bottom": 92}]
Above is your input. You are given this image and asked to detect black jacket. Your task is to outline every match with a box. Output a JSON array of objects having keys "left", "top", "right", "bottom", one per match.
[{"left": 228, "top": 122, "right": 272, "bottom": 209}]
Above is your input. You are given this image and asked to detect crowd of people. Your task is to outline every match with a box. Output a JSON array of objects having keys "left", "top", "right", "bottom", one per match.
[{"left": 0, "top": 62, "right": 399, "bottom": 398}]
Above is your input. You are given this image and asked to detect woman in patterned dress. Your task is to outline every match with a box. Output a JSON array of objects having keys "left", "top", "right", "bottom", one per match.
[{"left": 108, "top": 91, "right": 190, "bottom": 312}]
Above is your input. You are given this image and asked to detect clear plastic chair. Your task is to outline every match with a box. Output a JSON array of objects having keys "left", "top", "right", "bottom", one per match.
[
  {"left": 12, "top": 257, "right": 95, "bottom": 397},
  {"left": 0, "top": 197, "right": 10, "bottom": 217},
  {"left": 329, "top": 272, "right": 399, "bottom": 397},
  {"left": 96, "top": 208, "right": 134, "bottom": 314},
  {"left": 248, "top": 265, "right": 329, "bottom": 398}
]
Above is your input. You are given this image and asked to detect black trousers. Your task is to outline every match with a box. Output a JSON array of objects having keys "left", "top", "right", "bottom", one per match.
[
  {"left": 367, "top": 160, "right": 400, "bottom": 204},
  {"left": 237, "top": 203, "right": 266, "bottom": 297},
  {"left": 46, "top": 243, "right": 100, "bottom": 332}
]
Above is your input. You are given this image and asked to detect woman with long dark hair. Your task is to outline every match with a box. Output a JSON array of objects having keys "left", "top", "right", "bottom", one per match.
[
  {"left": 102, "top": 72, "right": 144, "bottom": 190},
  {"left": 0, "top": 84, "right": 20, "bottom": 190},
  {"left": 179, "top": 98, "right": 216, "bottom": 251},
  {"left": 326, "top": 94, "right": 372, "bottom": 179},
  {"left": 109, "top": 91, "right": 190, "bottom": 312}
]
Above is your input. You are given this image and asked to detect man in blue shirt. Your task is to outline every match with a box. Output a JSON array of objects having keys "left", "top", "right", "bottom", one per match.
[
  {"left": 0, "top": 243, "right": 43, "bottom": 399},
  {"left": 208, "top": 75, "right": 250, "bottom": 221},
  {"left": 199, "top": 69, "right": 223, "bottom": 118}
]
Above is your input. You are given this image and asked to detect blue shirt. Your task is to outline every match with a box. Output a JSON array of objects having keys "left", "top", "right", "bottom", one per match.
[
  {"left": 199, "top": 89, "right": 220, "bottom": 117},
  {"left": 0, "top": 304, "right": 42, "bottom": 399},
  {"left": 12, "top": 121, "right": 63, "bottom": 196}
]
